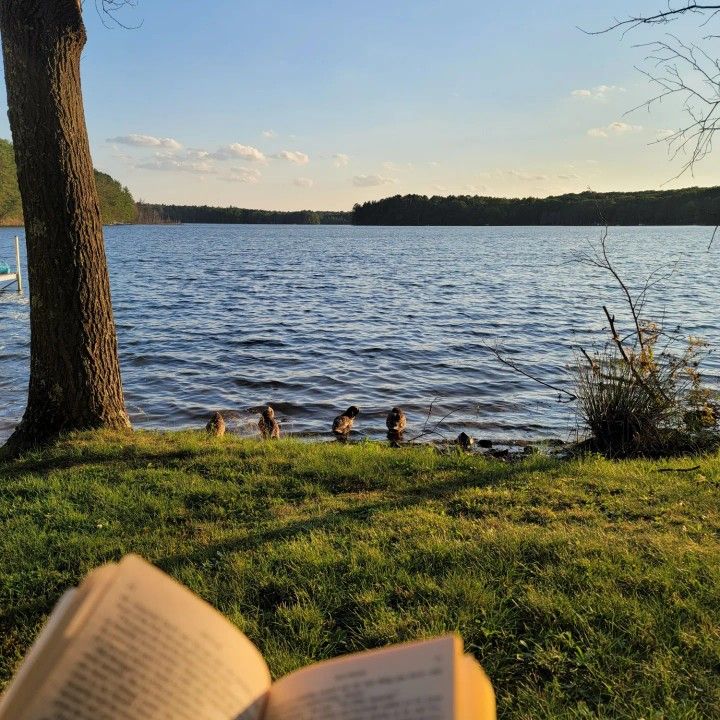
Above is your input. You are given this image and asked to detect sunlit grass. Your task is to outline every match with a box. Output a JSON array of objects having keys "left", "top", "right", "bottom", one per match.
[{"left": 1, "top": 431, "right": 719, "bottom": 718}]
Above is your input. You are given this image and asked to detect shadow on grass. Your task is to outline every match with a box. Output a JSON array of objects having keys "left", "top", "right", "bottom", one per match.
[
  {"left": 0, "top": 445, "right": 214, "bottom": 481},
  {"left": 0, "top": 434, "right": 562, "bottom": 623},
  {"left": 0, "top": 435, "right": 562, "bottom": 486},
  {"left": 2, "top": 466, "right": 506, "bottom": 634},
  {"left": 155, "top": 457, "right": 561, "bottom": 575},
  {"left": 0, "top": 438, "right": 564, "bottom": 591}
]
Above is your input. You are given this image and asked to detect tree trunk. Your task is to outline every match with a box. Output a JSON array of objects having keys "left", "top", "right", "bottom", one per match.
[{"left": 0, "top": 0, "right": 130, "bottom": 454}]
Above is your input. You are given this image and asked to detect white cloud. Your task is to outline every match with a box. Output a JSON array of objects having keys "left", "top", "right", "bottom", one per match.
[
  {"left": 557, "top": 173, "right": 580, "bottom": 180},
  {"left": 382, "top": 161, "right": 414, "bottom": 172},
  {"left": 294, "top": 177, "right": 314, "bottom": 188},
  {"left": 272, "top": 150, "right": 309, "bottom": 165},
  {"left": 109, "top": 145, "right": 133, "bottom": 162},
  {"left": 466, "top": 184, "right": 487, "bottom": 194},
  {"left": 587, "top": 121, "right": 642, "bottom": 138},
  {"left": 135, "top": 157, "right": 215, "bottom": 174},
  {"left": 656, "top": 128, "right": 676, "bottom": 140},
  {"left": 107, "top": 134, "right": 182, "bottom": 150},
  {"left": 211, "top": 143, "right": 266, "bottom": 162},
  {"left": 262, "top": 130, "right": 276, "bottom": 138},
  {"left": 333, "top": 153, "right": 350, "bottom": 167},
  {"left": 506, "top": 169, "right": 549, "bottom": 181},
  {"left": 185, "top": 149, "right": 210, "bottom": 160},
  {"left": 352, "top": 174, "right": 397, "bottom": 187},
  {"left": 609, "top": 121, "right": 641, "bottom": 134},
  {"left": 223, "top": 167, "right": 262, "bottom": 184},
  {"left": 572, "top": 85, "right": 626, "bottom": 101}
]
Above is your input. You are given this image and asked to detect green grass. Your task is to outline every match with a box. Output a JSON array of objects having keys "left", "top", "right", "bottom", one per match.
[{"left": 1, "top": 431, "right": 719, "bottom": 719}]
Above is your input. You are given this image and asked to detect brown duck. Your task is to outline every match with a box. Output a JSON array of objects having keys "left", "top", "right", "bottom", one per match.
[
  {"left": 386, "top": 407, "right": 407, "bottom": 445},
  {"left": 206, "top": 411, "right": 226, "bottom": 437},
  {"left": 332, "top": 405, "right": 359, "bottom": 438},
  {"left": 386, "top": 407, "right": 407, "bottom": 434},
  {"left": 259, "top": 405, "right": 280, "bottom": 439}
]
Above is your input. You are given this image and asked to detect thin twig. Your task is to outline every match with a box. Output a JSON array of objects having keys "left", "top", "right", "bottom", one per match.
[
  {"left": 482, "top": 343, "right": 577, "bottom": 401},
  {"left": 586, "top": 8, "right": 720, "bottom": 178},
  {"left": 406, "top": 401, "right": 458, "bottom": 443},
  {"left": 655, "top": 465, "right": 701, "bottom": 472},
  {"left": 603, "top": 305, "right": 671, "bottom": 404},
  {"left": 708, "top": 225, "right": 718, "bottom": 250},
  {"left": 579, "top": 346, "right": 597, "bottom": 370},
  {"left": 93, "top": 0, "right": 143, "bottom": 30},
  {"left": 583, "top": 4, "right": 720, "bottom": 36}
]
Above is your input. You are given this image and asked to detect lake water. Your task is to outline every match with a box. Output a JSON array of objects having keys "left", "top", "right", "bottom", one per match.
[{"left": 1, "top": 224, "right": 719, "bottom": 443}]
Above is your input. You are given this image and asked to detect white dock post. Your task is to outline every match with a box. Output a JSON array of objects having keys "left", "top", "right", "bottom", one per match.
[{"left": 14, "top": 235, "right": 22, "bottom": 294}]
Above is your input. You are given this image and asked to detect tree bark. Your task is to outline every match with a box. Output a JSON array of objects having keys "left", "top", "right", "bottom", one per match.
[{"left": 1, "top": 0, "right": 130, "bottom": 454}]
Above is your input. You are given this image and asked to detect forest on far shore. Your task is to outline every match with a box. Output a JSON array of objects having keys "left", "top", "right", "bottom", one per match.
[
  {"left": 0, "top": 139, "right": 137, "bottom": 226},
  {"left": 351, "top": 187, "right": 720, "bottom": 225},
  {"left": 136, "top": 203, "right": 351, "bottom": 225},
  {"left": 139, "top": 186, "right": 720, "bottom": 226}
]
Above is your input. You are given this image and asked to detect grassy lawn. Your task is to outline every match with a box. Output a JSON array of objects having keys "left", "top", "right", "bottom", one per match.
[{"left": 0, "top": 431, "right": 718, "bottom": 719}]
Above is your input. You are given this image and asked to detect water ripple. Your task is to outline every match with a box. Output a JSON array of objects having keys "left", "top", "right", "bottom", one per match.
[{"left": 1, "top": 224, "right": 718, "bottom": 442}]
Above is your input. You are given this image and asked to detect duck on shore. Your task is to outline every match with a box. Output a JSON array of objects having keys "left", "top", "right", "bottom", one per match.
[
  {"left": 206, "top": 412, "right": 226, "bottom": 437},
  {"left": 457, "top": 432, "right": 474, "bottom": 450},
  {"left": 259, "top": 406, "right": 281, "bottom": 439},
  {"left": 386, "top": 407, "right": 407, "bottom": 444},
  {"left": 332, "top": 405, "right": 359, "bottom": 439}
]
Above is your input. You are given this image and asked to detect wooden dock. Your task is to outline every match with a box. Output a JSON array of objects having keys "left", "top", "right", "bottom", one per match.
[{"left": 0, "top": 236, "right": 23, "bottom": 293}]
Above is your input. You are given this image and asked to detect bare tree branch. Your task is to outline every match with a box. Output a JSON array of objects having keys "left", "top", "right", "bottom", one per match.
[
  {"left": 405, "top": 397, "right": 459, "bottom": 443},
  {"left": 91, "top": 0, "right": 142, "bottom": 30},
  {"left": 708, "top": 225, "right": 719, "bottom": 249},
  {"left": 583, "top": 3, "right": 720, "bottom": 36},
  {"left": 574, "top": 225, "right": 648, "bottom": 349},
  {"left": 481, "top": 342, "right": 577, "bottom": 401},
  {"left": 586, "top": 5, "right": 720, "bottom": 179}
]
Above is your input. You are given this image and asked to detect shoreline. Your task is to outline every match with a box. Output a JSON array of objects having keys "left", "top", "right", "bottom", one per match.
[
  {"left": 0, "top": 422, "right": 577, "bottom": 459},
  {"left": 5, "top": 221, "right": 720, "bottom": 228}
]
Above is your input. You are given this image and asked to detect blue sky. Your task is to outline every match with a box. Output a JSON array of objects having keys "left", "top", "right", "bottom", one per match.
[{"left": 1, "top": 1, "right": 718, "bottom": 209}]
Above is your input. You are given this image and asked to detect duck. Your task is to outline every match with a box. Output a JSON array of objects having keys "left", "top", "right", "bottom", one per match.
[
  {"left": 386, "top": 407, "right": 407, "bottom": 434},
  {"left": 259, "top": 405, "right": 281, "bottom": 439},
  {"left": 332, "top": 405, "right": 359, "bottom": 439},
  {"left": 457, "top": 432, "right": 475, "bottom": 450},
  {"left": 206, "top": 411, "right": 226, "bottom": 437},
  {"left": 386, "top": 407, "right": 407, "bottom": 445}
]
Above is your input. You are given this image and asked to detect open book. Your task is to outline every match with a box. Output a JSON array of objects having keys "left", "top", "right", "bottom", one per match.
[{"left": 0, "top": 555, "right": 495, "bottom": 720}]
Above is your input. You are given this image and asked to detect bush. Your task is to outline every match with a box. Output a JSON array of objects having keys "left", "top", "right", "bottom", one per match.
[
  {"left": 575, "top": 322, "right": 718, "bottom": 457},
  {"left": 488, "top": 228, "right": 719, "bottom": 457}
]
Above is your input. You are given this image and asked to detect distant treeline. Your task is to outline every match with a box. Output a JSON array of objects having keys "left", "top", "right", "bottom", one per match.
[
  {"left": 137, "top": 203, "right": 352, "bottom": 225},
  {"left": 352, "top": 188, "right": 720, "bottom": 225}
]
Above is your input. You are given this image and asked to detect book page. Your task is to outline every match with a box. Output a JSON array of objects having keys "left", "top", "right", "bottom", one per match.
[
  {"left": 4, "top": 555, "right": 271, "bottom": 720},
  {"left": 0, "top": 589, "right": 79, "bottom": 719},
  {"left": 458, "top": 655, "right": 495, "bottom": 720},
  {"left": 0, "top": 563, "right": 119, "bottom": 720},
  {"left": 265, "top": 635, "right": 459, "bottom": 720}
]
